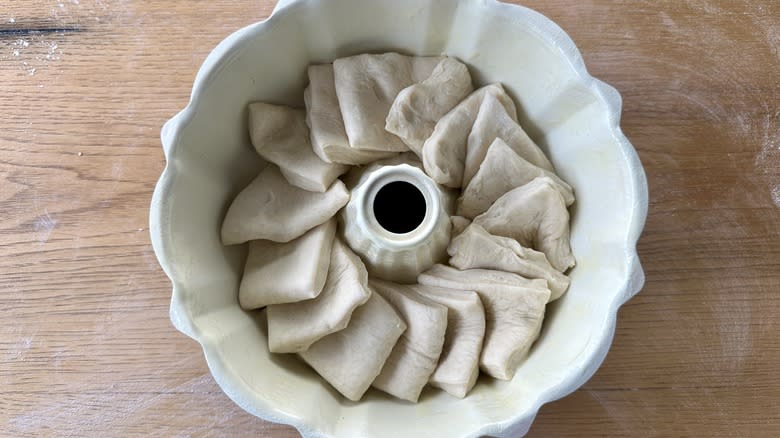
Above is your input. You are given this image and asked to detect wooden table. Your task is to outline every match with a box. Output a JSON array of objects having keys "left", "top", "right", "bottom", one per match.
[{"left": 1, "top": 1, "right": 778, "bottom": 436}]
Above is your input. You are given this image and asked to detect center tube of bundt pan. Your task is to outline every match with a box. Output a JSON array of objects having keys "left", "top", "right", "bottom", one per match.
[{"left": 340, "top": 163, "right": 453, "bottom": 283}]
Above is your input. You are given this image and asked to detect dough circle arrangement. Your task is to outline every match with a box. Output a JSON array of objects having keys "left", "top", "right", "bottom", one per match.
[{"left": 220, "top": 53, "right": 576, "bottom": 403}]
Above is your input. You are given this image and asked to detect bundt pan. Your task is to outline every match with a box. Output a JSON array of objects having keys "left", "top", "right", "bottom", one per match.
[{"left": 149, "top": 0, "right": 649, "bottom": 436}]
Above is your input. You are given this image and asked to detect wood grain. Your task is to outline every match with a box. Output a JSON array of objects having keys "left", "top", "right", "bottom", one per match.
[{"left": 1, "top": 1, "right": 778, "bottom": 436}]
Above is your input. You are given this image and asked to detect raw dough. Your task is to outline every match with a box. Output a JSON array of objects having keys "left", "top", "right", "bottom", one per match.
[
  {"left": 221, "top": 165, "right": 349, "bottom": 244},
  {"left": 239, "top": 219, "right": 337, "bottom": 309},
  {"left": 474, "top": 177, "right": 575, "bottom": 272},
  {"left": 386, "top": 57, "right": 474, "bottom": 155},
  {"left": 450, "top": 216, "right": 471, "bottom": 237},
  {"left": 340, "top": 152, "right": 423, "bottom": 190},
  {"left": 223, "top": 53, "right": 581, "bottom": 402},
  {"left": 418, "top": 265, "right": 550, "bottom": 380},
  {"left": 266, "top": 239, "right": 372, "bottom": 353},
  {"left": 334, "top": 52, "right": 441, "bottom": 152},
  {"left": 248, "top": 102, "right": 348, "bottom": 192},
  {"left": 371, "top": 279, "right": 448, "bottom": 402},
  {"left": 462, "top": 93, "right": 554, "bottom": 187},
  {"left": 458, "top": 138, "right": 574, "bottom": 219},
  {"left": 305, "top": 64, "right": 397, "bottom": 165},
  {"left": 410, "top": 283, "right": 485, "bottom": 398},
  {"left": 299, "top": 293, "right": 406, "bottom": 401},
  {"left": 421, "top": 84, "right": 517, "bottom": 188},
  {"left": 448, "top": 223, "right": 570, "bottom": 301}
]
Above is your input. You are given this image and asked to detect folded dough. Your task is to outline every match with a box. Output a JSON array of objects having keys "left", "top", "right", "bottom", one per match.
[
  {"left": 370, "top": 279, "right": 448, "bottom": 402},
  {"left": 422, "top": 84, "right": 518, "bottom": 188},
  {"left": 334, "top": 53, "right": 441, "bottom": 153},
  {"left": 386, "top": 57, "right": 474, "bottom": 155},
  {"left": 369, "top": 150, "right": 424, "bottom": 170},
  {"left": 448, "top": 223, "right": 570, "bottom": 301},
  {"left": 248, "top": 102, "right": 348, "bottom": 192},
  {"left": 462, "top": 93, "right": 555, "bottom": 187},
  {"left": 450, "top": 216, "right": 471, "bottom": 237},
  {"left": 266, "top": 239, "right": 372, "bottom": 353},
  {"left": 299, "top": 293, "right": 406, "bottom": 401},
  {"left": 458, "top": 138, "right": 574, "bottom": 219},
  {"left": 221, "top": 165, "right": 350, "bottom": 244},
  {"left": 409, "top": 283, "right": 485, "bottom": 398},
  {"left": 418, "top": 265, "right": 550, "bottom": 380},
  {"left": 239, "top": 219, "right": 337, "bottom": 309},
  {"left": 474, "top": 177, "right": 575, "bottom": 272},
  {"left": 305, "top": 64, "right": 397, "bottom": 165},
  {"left": 340, "top": 151, "right": 423, "bottom": 190}
]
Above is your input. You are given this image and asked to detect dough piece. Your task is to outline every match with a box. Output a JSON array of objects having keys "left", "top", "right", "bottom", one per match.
[
  {"left": 409, "top": 283, "right": 485, "bottom": 398},
  {"left": 266, "top": 239, "right": 371, "bottom": 353},
  {"left": 458, "top": 138, "right": 574, "bottom": 219},
  {"left": 418, "top": 265, "right": 550, "bottom": 380},
  {"left": 334, "top": 53, "right": 441, "bottom": 152},
  {"left": 422, "top": 84, "right": 518, "bottom": 188},
  {"left": 450, "top": 216, "right": 471, "bottom": 237},
  {"left": 474, "top": 177, "right": 575, "bottom": 272},
  {"left": 221, "top": 165, "right": 350, "bottom": 245},
  {"left": 239, "top": 219, "right": 337, "bottom": 309},
  {"left": 340, "top": 152, "right": 423, "bottom": 190},
  {"left": 448, "top": 223, "right": 570, "bottom": 301},
  {"left": 300, "top": 293, "right": 406, "bottom": 401},
  {"left": 305, "top": 64, "right": 397, "bottom": 165},
  {"left": 370, "top": 279, "right": 448, "bottom": 402},
  {"left": 462, "top": 93, "right": 555, "bottom": 187},
  {"left": 370, "top": 151, "right": 424, "bottom": 169},
  {"left": 386, "top": 57, "right": 474, "bottom": 155},
  {"left": 248, "top": 102, "right": 348, "bottom": 192}
]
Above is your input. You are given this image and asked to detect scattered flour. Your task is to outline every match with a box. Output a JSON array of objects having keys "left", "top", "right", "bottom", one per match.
[
  {"left": 684, "top": 0, "right": 724, "bottom": 15},
  {"left": 754, "top": 114, "right": 780, "bottom": 208},
  {"left": 2, "top": 28, "right": 63, "bottom": 76},
  {"left": 7, "top": 336, "right": 35, "bottom": 361},
  {"left": 33, "top": 211, "right": 58, "bottom": 243},
  {"left": 668, "top": 1, "right": 780, "bottom": 209}
]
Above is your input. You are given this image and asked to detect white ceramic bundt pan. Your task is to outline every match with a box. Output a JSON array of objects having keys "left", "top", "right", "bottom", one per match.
[{"left": 150, "top": 0, "right": 649, "bottom": 437}]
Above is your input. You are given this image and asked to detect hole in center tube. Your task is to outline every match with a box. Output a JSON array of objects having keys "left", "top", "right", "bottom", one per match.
[{"left": 373, "top": 181, "right": 427, "bottom": 234}]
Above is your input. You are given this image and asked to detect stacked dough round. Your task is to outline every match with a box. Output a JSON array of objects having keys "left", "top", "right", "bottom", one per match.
[{"left": 220, "top": 53, "right": 575, "bottom": 403}]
